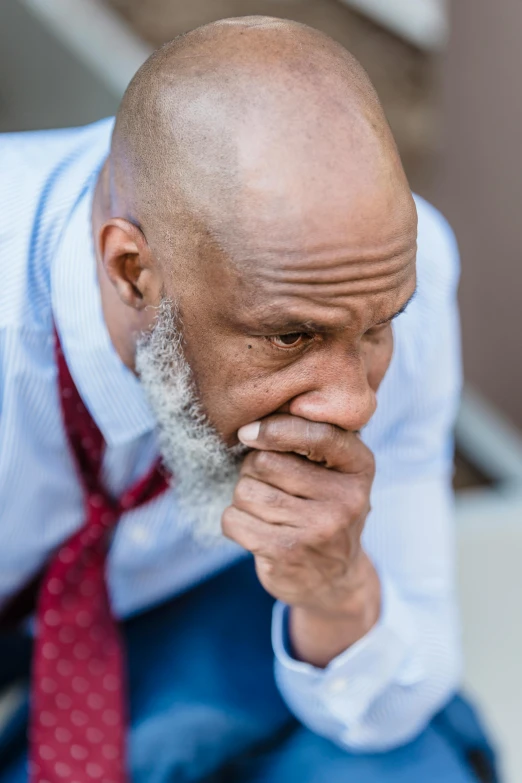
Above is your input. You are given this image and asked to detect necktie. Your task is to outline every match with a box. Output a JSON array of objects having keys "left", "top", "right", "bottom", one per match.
[{"left": 29, "top": 329, "right": 169, "bottom": 783}]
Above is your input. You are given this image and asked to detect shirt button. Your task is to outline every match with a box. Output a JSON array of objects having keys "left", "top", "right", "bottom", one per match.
[{"left": 327, "top": 676, "right": 348, "bottom": 694}]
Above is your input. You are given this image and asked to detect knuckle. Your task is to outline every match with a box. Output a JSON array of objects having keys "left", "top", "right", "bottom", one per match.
[
  {"left": 263, "top": 486, "right": 285, "bottom": 509},
  {"left": 256, "top": 556, "right": 276, "bottom": 581},
  {"left": 323, "top": 422, "right": 342, "bottom": 447},
  {"left": 304, "top": 422, "right": 342, "bottom": 463},
  {"left": 235, "top": 473, "right": 288, "bottom": 512},
  {"left": 240, "top": 450, "right": 258, "bottom": 472},
  {"left": 325, "top": 423, "right": 344, "bottom": 449},
  {"left": 262, "top": 529, "right": 302, "bottom": 559},
  {"left": 347, "top": 484, "right": 371, "bottom": 518},
  {"left": 233, "top": 477, "right": 255, "bottom": 506},
  {"left": 221, "top": 506, "right": 236, "bottom": 536},
  {"left": 302, "top": 424, "right": 326, "bottom": 461},
  {"left": 363, "top": 448, "right": 376, "bottom": 478},
  {"left": 279, "top": 531, "right": 301, "bottom": 552},
  {"left": 331, "top": 504, "right": 348, "bottom": 532},
  {"left": 252, "top": 449, "right": 278, "bottom": 474},
  {"left": 316, "top": 508, "right": 345, "bottom": 542}
]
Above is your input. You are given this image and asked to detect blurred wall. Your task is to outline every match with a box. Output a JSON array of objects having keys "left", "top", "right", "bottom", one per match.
[
  {"left": 430, "top": 0, "right": 522, "bottom": 429},
  {"left": 0, "top": 0, "right": 117, "bottom": 132}
]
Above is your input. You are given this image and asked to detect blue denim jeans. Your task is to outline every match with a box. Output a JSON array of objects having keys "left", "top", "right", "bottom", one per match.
[{"left": 0, "top": 558, "right": 498, "bottom": 783}]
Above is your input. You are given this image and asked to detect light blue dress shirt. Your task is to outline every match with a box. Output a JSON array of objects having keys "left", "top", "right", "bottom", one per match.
[{"left": 0, "top": 119, "right": 462, "bottom": 753}]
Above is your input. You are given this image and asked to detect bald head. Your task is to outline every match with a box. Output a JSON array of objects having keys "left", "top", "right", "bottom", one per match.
[
  {"left": 110, "top": 16, "right": 408, "bottom": 268},
  {"left": 98, "top": 15, "right": 417, "bottom": 465}
]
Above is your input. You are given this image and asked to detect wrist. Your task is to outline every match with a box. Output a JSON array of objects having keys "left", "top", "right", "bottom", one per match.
[{"left": 288, "top": 553, "right": 381, "bottom": 668}]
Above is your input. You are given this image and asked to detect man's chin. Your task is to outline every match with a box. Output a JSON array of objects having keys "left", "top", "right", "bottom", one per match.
[{"left": 159, "top": 446, "right": 242, "bottom": 545}]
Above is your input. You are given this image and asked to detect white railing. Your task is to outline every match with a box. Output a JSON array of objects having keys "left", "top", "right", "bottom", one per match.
[
  {"left": 20, "top": 0, "right": 152, "bottom": 95},
  {"left": 338, "top": 0, "right": 449, "bottom": 51}
]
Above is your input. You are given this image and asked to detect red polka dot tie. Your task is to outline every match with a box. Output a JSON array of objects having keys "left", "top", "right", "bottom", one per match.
[{"left": 29, "top": 329, "right": 169, "bottom": 783}]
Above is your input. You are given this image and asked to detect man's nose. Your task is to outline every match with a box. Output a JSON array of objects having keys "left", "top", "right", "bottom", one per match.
[{"left": 288, "top": 359, "right": 377, "bottom": 432}]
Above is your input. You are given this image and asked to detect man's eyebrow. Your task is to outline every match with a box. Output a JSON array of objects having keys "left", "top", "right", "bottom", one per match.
[
  {"left": 250, "top": 317, "right": 333, "bottom": 334},
  {"left": 249, "top": 289, "right": 418, "bottom": 334},
  {"left": 374, "top": 288, "right": 418, "bottom": 326}
]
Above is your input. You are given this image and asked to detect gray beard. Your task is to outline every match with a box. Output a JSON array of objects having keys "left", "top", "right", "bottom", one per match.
[{"left": 135, "top": 298, "right": 246, "bottom": 543}]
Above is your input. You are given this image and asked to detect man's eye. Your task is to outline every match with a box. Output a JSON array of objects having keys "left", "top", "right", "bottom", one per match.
[
  {"left": 269, "top": 333, "right": 307, "bottom": 348},
  {"left": 365, "top": 322, "right": 391, "bottom": 338}
]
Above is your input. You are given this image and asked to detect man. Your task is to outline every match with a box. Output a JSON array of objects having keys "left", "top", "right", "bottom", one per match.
[{"left": 0, "top": 16, "right": 495, "bottom": 783}]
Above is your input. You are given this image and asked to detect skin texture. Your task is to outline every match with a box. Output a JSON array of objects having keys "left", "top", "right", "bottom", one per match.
[{"left": 93, "top": 17, "right": 417, "bottom": 667}]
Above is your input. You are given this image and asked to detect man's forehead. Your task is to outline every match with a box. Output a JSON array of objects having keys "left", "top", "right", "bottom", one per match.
[
  {"left": 228, "top": 226, "right": 416, "bottom": 275},
  {"left": 224, "top": 250, "right": 417, "bottom": 333},
  {"left": 221, "top": 191, "right": 417, "bottom": 287},
  {"left": 207, "top": 156, "right": 417, "bottom": 265},
  {"left": 187, "top": 177, "right": 417, "bottom": 332}
]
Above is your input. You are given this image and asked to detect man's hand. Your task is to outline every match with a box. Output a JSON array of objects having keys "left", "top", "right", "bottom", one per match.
[{"left": 222, "top": 414, "right": 381, "bottom": 668}]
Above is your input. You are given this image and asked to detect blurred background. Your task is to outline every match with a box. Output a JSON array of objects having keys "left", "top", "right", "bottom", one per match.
[{"left": 1, "top": 0, "right": 521, "bottom": 778}]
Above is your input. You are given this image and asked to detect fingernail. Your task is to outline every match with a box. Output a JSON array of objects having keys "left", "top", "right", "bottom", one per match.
[{"left": 237, "top": 422, "right": 261, "bottom": 443}]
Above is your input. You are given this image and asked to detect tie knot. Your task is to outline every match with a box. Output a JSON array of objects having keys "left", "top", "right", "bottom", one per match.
[
  {"left": 87, "top": 494, "right": 118, "bottom": 528},
  {"left": 88, "top": 493, "right": 108, "bottom": 511},
  {"left": 118, "top": 493, "right": 134, "bottom": 512}
]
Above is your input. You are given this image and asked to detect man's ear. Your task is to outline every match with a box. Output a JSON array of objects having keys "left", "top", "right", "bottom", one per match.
[{"left": 98, "top": 218, "right": 160, "bottom": 311}]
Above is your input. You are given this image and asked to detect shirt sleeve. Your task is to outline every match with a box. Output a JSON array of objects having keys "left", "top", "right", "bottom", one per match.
[{"left": 271, "top": 196, "right": 463, "bottom": 752}]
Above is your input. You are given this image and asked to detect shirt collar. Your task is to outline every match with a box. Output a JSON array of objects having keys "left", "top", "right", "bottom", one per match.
[{"left": 52, "top": 170, "right": 156, "bottom": 447}]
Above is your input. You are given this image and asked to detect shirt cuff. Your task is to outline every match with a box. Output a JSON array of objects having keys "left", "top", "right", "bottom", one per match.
[{"left": 272, "top": 575, "right": 425, "bottom": 728}]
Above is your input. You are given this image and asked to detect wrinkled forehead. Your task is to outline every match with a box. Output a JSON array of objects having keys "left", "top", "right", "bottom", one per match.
[
  {"left": 207, "top": 158, "right": 417, "bottom": 280},
  {"left": 177, "top": 172, "right": 417, "bottom": 339}
]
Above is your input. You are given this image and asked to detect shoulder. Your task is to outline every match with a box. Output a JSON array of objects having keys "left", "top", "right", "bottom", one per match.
[
  {"left": 414, "top": 194, "right": 460, "bottom": 300},
  {"left": 397, "top": 195, "right": 460, "bottom": 370},
  {"left": 364, "top": 196, "right": 462, "bottom": 475},
  {"left": 0, "top": 118, "right": 114, "bottom": 211},
  {"left": 0, "top": 119, "right": 114, "bottom": 331}
]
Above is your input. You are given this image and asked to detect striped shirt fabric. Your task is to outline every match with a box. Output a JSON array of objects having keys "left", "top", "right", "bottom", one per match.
[{"left": 0, "top": 118, "right": 462, "bottom": 752}]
